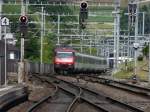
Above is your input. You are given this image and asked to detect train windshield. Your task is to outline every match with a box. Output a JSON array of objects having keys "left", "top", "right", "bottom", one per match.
[{"left": 56, "top": 52, "right": 73, "bottom": 58}]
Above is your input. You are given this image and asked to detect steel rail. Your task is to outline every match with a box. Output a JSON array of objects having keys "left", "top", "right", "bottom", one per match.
[
  {"left": 80, "top": 75, "right": 150, "bottom": 97},
  {"left": 80, "top": 86, "right": 144, "bottom": 112},
  {"left": 36, "top": 75, "right": 110, "bottom": 112},
  {"left": 44, "top": 75, "right": 144, "bottom": 112},
  {"left": 28, "top": 75, "right": 82, "bottom": 112},
  {"left": 27, "top": 77, "right": 58, "bottom": 112}
]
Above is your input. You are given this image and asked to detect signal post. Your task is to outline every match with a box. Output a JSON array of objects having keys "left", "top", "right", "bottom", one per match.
[
  {"left": 18, "top": 15, "right": 28, "bottom": 84},
  {"left": 79, "top": 1, "right": 88, "bottom": 53},
  {"left": 79, "top": 1, "right": 88, "bottom": 29}
]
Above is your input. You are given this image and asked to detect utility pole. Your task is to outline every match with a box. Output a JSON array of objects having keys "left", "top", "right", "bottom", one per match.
[
  {"left": 40, "top": 6, "right": 44, "bottom": 74},
  {"left": 20, "top": 0, "right": 25, "bottom": 63},
  {"left": 0, "top": 0, "right": 2, "bottom": 85},
  {"left": 18, "top": 0, "right": 28, "bottom": 84},
  {"left": 20, "top": 38, "right": 24, "bottom": 62},
  {"left": 127, "top": 0, "right": 139, "bottom": 79},
  {"left": 134, "top": 0, "right": 139, "bottom": 77},
  {"left": 80, "top": 30, "right": 83, "bottom": 53},
  {"left": 57, "top": 14, "right": 60, "bottom": 45},
  {"left": 116, "top": 0, "right": 120, "bottom": 70},
  {"left": 90, "top": 38, "right": 92, "bottom": 54},
  {"left": 44, "top": 10, "right": 46, "bottom": 36},
  {"left": 25, "top": 0, "right": 29, "bottom": 14},
  {"left": 113, "top": 0, "right": 120, "bottom": 72},
  {"left": 21, "top": 0, "right": 25, "bottom": 15},
  {"left": 142, "top": 12, "right": 145, "bottom": 36},
  {"left": 149, "top": 34, "right": 150, "bottom": 85},
  {"left": 0, "top": 1, "right": 2, "bottom": 40},
  {"left": 4, "top": 25, "right": 7, "bottom": 86}
]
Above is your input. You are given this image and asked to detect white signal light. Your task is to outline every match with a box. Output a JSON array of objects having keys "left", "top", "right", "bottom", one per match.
[{"left": 19, "top": 15, "right": 28, "bottom": 23}]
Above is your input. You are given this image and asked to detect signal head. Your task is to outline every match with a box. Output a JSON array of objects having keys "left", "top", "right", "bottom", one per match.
[
  {"left": 19, "top": 15, "right": 28, "bottom": 23},
  {"left": 80, "top": 1, "right": 88, "bottom": 9}
]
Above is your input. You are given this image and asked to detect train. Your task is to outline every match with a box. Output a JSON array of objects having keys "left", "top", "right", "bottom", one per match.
[{"left": 54, "top": 47, "right": 109, "bottom": 74}]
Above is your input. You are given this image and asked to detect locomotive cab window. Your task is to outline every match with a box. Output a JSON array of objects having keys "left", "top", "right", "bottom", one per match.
[{"left": 56, "top": 52, "right": 73, "bottom": 58}]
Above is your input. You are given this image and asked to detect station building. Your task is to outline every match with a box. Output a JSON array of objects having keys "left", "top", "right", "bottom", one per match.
[{"left": 0, "top": 33, "right": 19, "bottom": 85}]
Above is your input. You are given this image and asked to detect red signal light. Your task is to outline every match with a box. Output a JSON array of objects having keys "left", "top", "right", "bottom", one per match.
[{"left": 19, "top": 15, "right": 28, "bottom": 23}]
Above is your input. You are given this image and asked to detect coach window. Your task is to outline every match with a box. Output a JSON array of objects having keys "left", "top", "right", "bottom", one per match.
[
  {"left": 81, "top": 56, "right": 83, "bottom": 64},
  {"left": 104, "top": 60, "right": 106, "bottom": 64},
  {"left": 96, "top": 59, "right": 98, "bottom": 64},
  {"left": 103, "top": 60, "right": 105, "bottom": 64},
  {"left": 79, "top": 56, "right": 82, "bottom": 63},
  {"left": 92, "top": 58, "right": 94, "bottom": 64},
  {"left": 99, "top": 59, "right": 101, "bottom": 64},
  {"left": 91, "top": 58, "right": 93, "bottom": 64},
  {"left": 84, "top": 56, "right": 86, "bottom": 64},
  {"left": 98, "top": 59, "right": 101, "bottom": 64}
]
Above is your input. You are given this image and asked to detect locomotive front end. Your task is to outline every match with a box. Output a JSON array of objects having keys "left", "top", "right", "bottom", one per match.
[{"left": 54, "top": 50, "right": 75, "bottom": 73}]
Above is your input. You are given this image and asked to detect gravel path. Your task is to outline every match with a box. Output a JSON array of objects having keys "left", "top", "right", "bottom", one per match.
[{"left": 8, "top": 76, "right": 55, "bottom": 112}]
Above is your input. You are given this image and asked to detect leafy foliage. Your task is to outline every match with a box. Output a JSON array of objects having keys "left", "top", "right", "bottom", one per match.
[
  {"left": 43, "top": 33, "right": 56, "bottom": 63},
  {"left": 137, "top": 55, "right": 143, "bottom": 61},
  {"left": 25, "top": 37, "right": 40, "bottom": 61},
  {"left": 140, "top": 5, "right": 150, "bottom": 34},
  {"left": 121, "top": 5, "right": 150, "bottom": 58},
  {"left": 142, "top": 44, "right": 149, "bottom": 57},
  {"left": 120, "top": 8, "right": 128, "bottom": 35}
]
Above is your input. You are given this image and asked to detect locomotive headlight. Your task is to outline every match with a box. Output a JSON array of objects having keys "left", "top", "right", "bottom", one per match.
[{"left": 56, "top": 62, "right": 60, "bottom": 65}]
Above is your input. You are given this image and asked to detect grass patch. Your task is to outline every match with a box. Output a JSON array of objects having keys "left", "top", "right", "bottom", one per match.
[
  {"left": 88, "top": 16, "right": 113, "bottom": 22},
  {"left": 87, "top": 22, "right": 113, "bottom": 29},
  {"left": 114, "top": 60, "right": 148, "bottom": 81}
]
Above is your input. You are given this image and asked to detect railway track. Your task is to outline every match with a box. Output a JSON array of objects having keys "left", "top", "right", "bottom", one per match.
[
  {"left": 58, "top": 75, "right": 150, "bottom": 111},
  {"left": 33, "top": 75, "right": 144, "bottom": 112},
  {"left": 78, "top": 75, "right": 150, "bottom": 97},
  {"left": 27, "top": 75, "right": 106, "bottom": 112}
]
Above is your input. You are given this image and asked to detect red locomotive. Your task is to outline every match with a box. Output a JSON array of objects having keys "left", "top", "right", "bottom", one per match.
[
  {"left": 54, "top": 47, "right": 109, "bottom": 74},
  {"left": 54, "top": 47, "right": 75, "bottom": 73}
]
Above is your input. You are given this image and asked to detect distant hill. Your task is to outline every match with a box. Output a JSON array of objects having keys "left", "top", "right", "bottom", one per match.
[
  {"left": 48, "top": 0, "right": 128, "bottom": 7},
  {"left": 48, "top": 0, "right": 113, "bottom": 3},
  {"left": 121, "top": 0, "right": 128, "bottom": 7},
  {"left": 121, "top": 0, "right": 150, "bottom": 7}
]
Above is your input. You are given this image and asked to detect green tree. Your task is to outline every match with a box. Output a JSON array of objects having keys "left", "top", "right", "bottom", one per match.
[
  {"left": 143, "top": 6, "right": 150, "bottom": 34},
  {"left": 120, "top": 8, "right": 128, "bottom": 35},
  {"left": 43, "top": 33, "right": 56, "bottom": 63},
  {"left": 25, "top": 37, "right": 40, "bottom": 61},
  {"left": 142, "top": 44, "right": 149, "bottom": 58}
]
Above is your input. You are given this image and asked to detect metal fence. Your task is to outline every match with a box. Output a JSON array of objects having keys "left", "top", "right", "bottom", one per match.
[
  {"left": 7, "top": 61, "right": 54, "bottom": 75},
  {"left": 25, "top": 62, "right": 54, "bottom": 74},
  {"left": 7, "top": 60, "right": 18, "bottom": 73}
]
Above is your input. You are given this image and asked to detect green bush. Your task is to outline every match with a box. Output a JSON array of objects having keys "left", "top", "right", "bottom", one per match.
[
  {"left": 137, "top": 55, "right": 143, "bottom": 61},
  {"left": 127, "top": 66, "right": 134, "bottom": 72}
]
